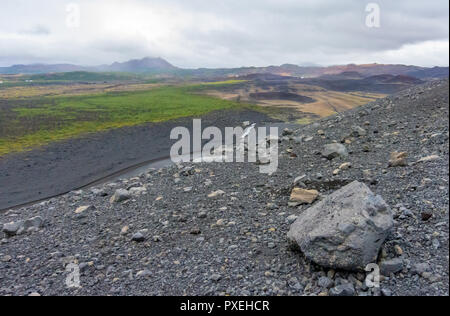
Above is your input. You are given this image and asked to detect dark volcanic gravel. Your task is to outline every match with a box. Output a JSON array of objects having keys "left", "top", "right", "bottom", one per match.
[
  {"left": 0, "top": 79, "right": 448, "bottom": 296},
  {"left": 0, "top": 109, "right": 275, "bottom": 211}
]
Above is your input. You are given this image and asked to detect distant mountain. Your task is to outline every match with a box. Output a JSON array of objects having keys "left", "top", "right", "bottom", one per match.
[
  {"left": 189, "top": 63, "right": 445, "bottom": 80},
  {"left": 0, "top": 57, "right": 177, "bottom": 75},
  {"left": 0, "top": 57, "right": 448, "bottom": 81},
  {"left": 0, "top": 63, "right": 89, "bottom": 74},
  {"left": 96, "top": 57, "right": 178, "bottom": 73}
]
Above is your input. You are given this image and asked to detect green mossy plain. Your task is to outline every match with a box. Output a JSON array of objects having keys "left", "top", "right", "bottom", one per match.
[{"left": 0, "top": 81, "right": 252, "bottom": 156}]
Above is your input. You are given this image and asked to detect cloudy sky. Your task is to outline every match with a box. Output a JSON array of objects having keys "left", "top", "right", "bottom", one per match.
[{"left": 0, "top": 0, "right": 448, "bottom": 68}]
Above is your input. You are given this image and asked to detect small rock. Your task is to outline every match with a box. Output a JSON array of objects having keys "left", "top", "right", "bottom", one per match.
[
  {"left": 380, "top": 258, "right": 404, "bottom": 276},
  {"left": 120, "top": 226, "right": 129, "bottom": 235},
  {"left": 208, "top": 190, "right": 225, "bottom": 198},
  {"left": 381, "top": 288, "right": 392, "bottom": 297},
  {"left": 129, "top": 187, "right": 147, "bottom": 196},
  {"left": 339, "top": 162, "right": 352, "bottom": 170},
  {"left": 75, "top": 205, "right": 95, "bottom": 214},
  {"left": 136, "top": 270, "right": 152, "bottom": 279},
  {"left": 321, "top": 143, "right": 348, "bottom": 160},
  {"left": 216, "top": 219, "right": 225, "bottom": 226},
  {"left": 131, "top": 232, "right": 145, "bottom": 243},
  {"left": 2, "top": 221, "right": 23, "bottom": 236},
  {"left": 210, "top": 274, "right": 222, "bottom": 282},
  {"left": 282, "top": 128, "right": 294, "bottom": 136},
  {"left": 352, "top": 126, "right": 367, "bottom": 137},
  {"left": 329, "top": 283, "right": 355, "bottom": 296},
  {"left": 190, "top": 228, "right": 201, "bottom": 235},
  {"left": 318, "top": 276, "right": 334, "bottom": 289},
  {"left": 421, "top": 212, "right": 433, "bottom": 221},
  {"left": 23, "top": 216, "right": 44, "bottom": 232},
  {"left": 110, "top": 189, "right": 131, "bottom": 203},
  {"left": 412, "top": 263, "right": 430, "bottom": 275},
  {"left": 394, "top": 245, "right": 403, "bottom": 256},
  {"left": 415, "top": 155, "right": 440, "bottom": 164},
  {"left": 389, "top": 152, "right": 408, "bottom": 167},
  {"left": 289, "top": 188, "right": 319, "bottom": 204},
  {"left": 432, "top": 239, "right": 440, "bottom": 249}
]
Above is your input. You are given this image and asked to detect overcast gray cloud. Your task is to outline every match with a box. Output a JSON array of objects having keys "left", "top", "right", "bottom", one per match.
[{"left": 0, "top": 0, "right": 448, "bottom": 67}]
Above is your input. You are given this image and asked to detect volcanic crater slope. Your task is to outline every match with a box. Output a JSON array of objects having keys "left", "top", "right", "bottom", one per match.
[{"left": 0, "top": 79, "right": 448, "bottom": 296}]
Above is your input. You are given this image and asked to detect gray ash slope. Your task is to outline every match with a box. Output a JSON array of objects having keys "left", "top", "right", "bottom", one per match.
[{"left": 0, "top": 79, "right": 448, "bottom": 296}]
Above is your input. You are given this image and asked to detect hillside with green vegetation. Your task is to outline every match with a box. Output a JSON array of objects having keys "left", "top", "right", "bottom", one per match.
[{"left": 0, "top": 81, "right": 251, "bottom": 156}]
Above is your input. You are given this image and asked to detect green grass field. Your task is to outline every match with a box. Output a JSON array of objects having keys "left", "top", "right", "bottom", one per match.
[{"left": 0, "top": 81, "right": 251, "bottom": 156}]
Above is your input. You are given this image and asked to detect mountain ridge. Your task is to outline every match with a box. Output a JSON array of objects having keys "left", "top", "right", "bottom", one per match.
[{"left": 0, "top": 57, "right": 448, "bottom": 79}]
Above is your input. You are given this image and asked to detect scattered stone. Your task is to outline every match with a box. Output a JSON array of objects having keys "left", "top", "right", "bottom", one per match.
[
  {"left": 339, "top": 162, "right": 352, "bottom": 170},
  {"left": 286, "top": 215, "right": 298, "bottom": 225},
  {"left": 293, "top": 175, "right": 306, "bottom": 186},
  {"left": 381, "top": 288, "right": 392, "bottom": 297},
  {"left": 394, "top": 245, "right": 403, "bottom": 256},
  {"left": 289, "top": 188, "right": 319, "bottom": 204},
  {"left": 287, "top": 277, "right": 303, "bottom": 291},
  {"left": 23, "top": 217, "right": 44, "bottom": 232},
  {"left": 412, "top": 263, "right": 430, "bottom": 275},
  {"left": 318, "top": 276, "right": 334, "bottom": 289},
  {"left": 321, "top": 143, "right": 348, "bottom": 160},
  {"left": 190, "top": 228, "right": 201, "bottom": 235},
  {"left": 2, "top": 216, "right": 44, "bottom": 236},
  {"left": 282, "top": 128, "right": 293, "bottom": 136},
  {"left": 91, "top": 188, "right": 108, "bottom": 197},
  {"left": 110, "top": 189, "right": 131, "bottom": 203},
  {"left": 415, "top": 155, "right": 440, "bottom": 164},
  {"left": 120, "top": 226, "right": 129, "bottom": 235},
  {"left": 380, "top": 258, "right": 404, "bottom": 276},
  {"left": 131, "top": 232, "right": 145, "bottom": 243},
  {"left": 208, "top": 190, "right": 225, "bottom": 198},
  {"left": 75, "top": 205, "right": 95, "bottom": 214},
  {"left": 129, "top": 187, "right": 147, "bottom": 196},
  {"left": 389, "top": 152, "right": 408, "bottom": 167},
  {"left": 421, "top": 212, "right": 433, "bottom": 221},
  {"left": 432, "top": 239, "right": 440, "bottom": 249},
  {"left": 2, "top": 221, "right": 23, "bottom": 236},
  {"left": 288, "top": 181, "right": 393, "bottom": 271},
  {"left": 352, "top": 126, "right": 367, "bottom": 137},
  {"left": 210, "top": 274, "right": 222, "bottom": 282},
  {"left": 136, "top": 270, "right": 152, "bottom": 279},
  {"left": 329, "top": 283, "right": 355, "bottom": 296}
]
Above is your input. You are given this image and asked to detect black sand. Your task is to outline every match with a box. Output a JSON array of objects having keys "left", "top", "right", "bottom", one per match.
[{"left": 0, "top": 109, "right": 277, "bottom": 210}]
